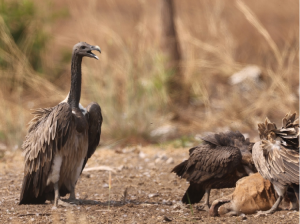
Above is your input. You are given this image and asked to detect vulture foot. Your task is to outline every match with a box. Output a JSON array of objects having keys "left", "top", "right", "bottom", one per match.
[
  {"left": 52, "top": 199, "right": 74, "bottom": 209},
  {"left": 254, "top": 210, "right": 271, "bottom": 217},
  {"left": 196, "top": 204, "right": 210, "bottom": 211},
  {"left": 254, "top": 195, "right": 282, "bottom": 217}
]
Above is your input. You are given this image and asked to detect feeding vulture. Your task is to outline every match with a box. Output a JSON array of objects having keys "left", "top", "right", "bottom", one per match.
[
  {"left": 19, "top": 42, "right": 103, "bottom": 208},
  {"left": 252, "top": 112, "right": 299, "bottom": 215},
  {"left": 172, "top": 131, "right": 256, "bottom": 210}
]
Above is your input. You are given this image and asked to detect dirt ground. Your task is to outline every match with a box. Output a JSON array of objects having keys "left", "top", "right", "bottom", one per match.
[{"left": 0, "top": 146, "right": 299, "bottom": 224}]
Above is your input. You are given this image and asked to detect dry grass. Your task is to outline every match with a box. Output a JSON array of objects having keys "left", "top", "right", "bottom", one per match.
[{"left": 0, "top": 0, "right": 298, "bottom": 148}]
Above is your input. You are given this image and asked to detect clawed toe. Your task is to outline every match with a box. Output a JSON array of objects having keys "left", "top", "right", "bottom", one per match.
[
  {"left": 196, "top": 204, "right": 210, "bottom": 211},
  {"left": 57, "top": 199, "right": 75, "bottom": 207},
  {"left": 254, "top": 211, "right": 269, "bottom": 217}
]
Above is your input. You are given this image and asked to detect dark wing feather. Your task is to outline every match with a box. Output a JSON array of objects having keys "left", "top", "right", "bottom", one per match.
[
  {"left": 172, "top": 144, "right": 242, "bottom": 184},
  {"left": 20, "top": 102, "right": 72, "bottom": 204},
  {"left": 81, "top": 102, "right": 103, "bottom": 171},
  {"left": 201, "top": 131, "right": 246, "bottom": 147}
]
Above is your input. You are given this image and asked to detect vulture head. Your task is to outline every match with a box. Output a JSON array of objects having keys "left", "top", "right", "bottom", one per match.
[
  {"left": 73, "top": 42, "right": 101, "bottom": 60},
  {"left": 239, "top": 139, "right": 255, "bottom": 168}
]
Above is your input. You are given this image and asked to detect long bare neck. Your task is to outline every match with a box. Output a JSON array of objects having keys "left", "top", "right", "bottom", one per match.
[{"left": 67, "top": 53, "right": 82, "bottom": 108}]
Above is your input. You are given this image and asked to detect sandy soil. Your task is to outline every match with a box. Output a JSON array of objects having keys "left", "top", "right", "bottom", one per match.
[{"left": 0, "top": 146, "right": 299, "bottom": 224}]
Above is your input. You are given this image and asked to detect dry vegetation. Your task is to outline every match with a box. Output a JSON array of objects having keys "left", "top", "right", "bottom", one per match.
[{"left": 0, "top": 0, "right": 298, "bottom": 147}]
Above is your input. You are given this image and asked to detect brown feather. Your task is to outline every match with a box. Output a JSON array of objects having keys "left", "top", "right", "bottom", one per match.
[
  {"left": 20, "top": 103, "right": 73, "bottom": 204},
  {"left": 172, "top": 131, "right": 256, "bottom": 204},
  {"left": 252, "top": 113, "right": 299, "bottom": 200}
]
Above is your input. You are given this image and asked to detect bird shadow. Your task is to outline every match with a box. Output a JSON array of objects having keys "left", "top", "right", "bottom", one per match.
[{"left": 69, "top": 199, "right": 173, "bottom": 208}]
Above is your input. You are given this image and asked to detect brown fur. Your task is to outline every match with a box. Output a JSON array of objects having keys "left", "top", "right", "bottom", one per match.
[{"left": 209, "top": 173, "right": 277, "bottom": 216}]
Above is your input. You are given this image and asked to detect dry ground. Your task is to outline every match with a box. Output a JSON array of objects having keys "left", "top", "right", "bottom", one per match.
[{"left": 0, "top": 146, "right": 299, "bottom": 224}]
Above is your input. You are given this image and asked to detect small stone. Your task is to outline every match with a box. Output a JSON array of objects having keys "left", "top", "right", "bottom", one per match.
[
  {"left": 163, "top": 216, "right": 172, "bottom": 222},
  {"left": 160, "top": 155, "right": 168, "bottom": 161},
  {"left": 117, "top": 165, "right": 124, "bottom": 171},
  {"left": 162, "top": 200, "right": 173, "bottom": 205},
  {"left": 102, "top": 183, "right": 109, "bottom": 188},
  {"left": 166, "top": 157, "right": 174, "bottom": 164},
  {"left": 139, "top": 152, "right": 146, "bottom": 158},
  {"left": 155, "top": 158, "right": 163, "bottom": 164},
  {"left": 148, "top": 193, "right": 159, "bottom": 198},
  {"left": 240, "top": 213, "right": 247, "bottom": 220},
  {"left": 172, "top": 204, "right": 180, "bottom": 210}
]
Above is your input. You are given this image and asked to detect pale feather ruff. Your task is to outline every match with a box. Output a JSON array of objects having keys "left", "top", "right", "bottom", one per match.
[{"left": 47, "top": 154, "right": 63, "bottom": 185}]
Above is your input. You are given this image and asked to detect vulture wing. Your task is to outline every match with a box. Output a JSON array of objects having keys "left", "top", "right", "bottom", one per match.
[
  {"left": 20, "top": 102, "right": 72, "bottom": 204},
  {"left": 81, "top": 102, "right": 103, "bottom": 171},
  {"left": 253, "top": 112, "right": 299, "bottom": 186},
  {"left": 172, "top": 144, "right": 242, "bottom": 184},
  {"left": 252, "top": 141, "right": 299, "bottom": 186}
]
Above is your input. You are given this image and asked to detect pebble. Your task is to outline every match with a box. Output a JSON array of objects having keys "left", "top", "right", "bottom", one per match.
[
  {"left": 139, "top": 152, "right": 146, "bottom": 158},
  {"left": 166, "top": 157, "right": 174, "bottom": 164},
  {"left": 240, "top": 213, "right": 247, "bottom": 220},
  {"left": 155, "top": 158, "right": 163, "bottom": 164},
  {"left": 163, "top": 216, "right": 172, "bottom": 222},
  {"left": 148, "top": 193, "right": 159, "bottom": 198}
]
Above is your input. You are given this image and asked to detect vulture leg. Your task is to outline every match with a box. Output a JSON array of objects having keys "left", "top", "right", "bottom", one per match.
[
  {"left": 204, "top": 188, "right": 211, "bottom": 206},
  {"left": 197, "top": 189, "right": 211, "bottom": 211},
  {"left": 64, "top": 184, "right": 81, "bottom": 205},
  {"left": 52, "top": 182, "right": 60, "bottom": 209},
  {"left": 255, "top": 196, "right": 283, "bottom": 217},
  {"left": 255, "top": 184, "right": 287, "bottom": 216},
  {"left": 292, "top": 184, "right": 299, "bottom": 201},
  {"left": 68, "top": 185, "right": 76, "bottom": 201},
  {"left": 283, "top": 186, "right": 299, "bottom": 210},
  {"left": 51, "top": 182, "right": 72, "bottom": 208}
]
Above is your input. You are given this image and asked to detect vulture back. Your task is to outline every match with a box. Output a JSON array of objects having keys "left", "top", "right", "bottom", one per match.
[{"left": 173, "top": 131, "right": 254, "bottom": 184}]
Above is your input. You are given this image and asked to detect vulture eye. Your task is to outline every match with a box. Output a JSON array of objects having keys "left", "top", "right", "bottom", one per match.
[{"left": 81, "top": 46, "right": 86, "bottom": 49}]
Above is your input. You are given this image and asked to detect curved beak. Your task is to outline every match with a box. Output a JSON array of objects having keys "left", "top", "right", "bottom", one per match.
[{"left": 88, "top": 45, "right": 101, "bottom": 60}]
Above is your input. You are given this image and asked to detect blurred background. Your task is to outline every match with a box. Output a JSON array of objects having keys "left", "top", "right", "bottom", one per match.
[{"left": 0, "top": 0, "right": 298, "bottom": 151}]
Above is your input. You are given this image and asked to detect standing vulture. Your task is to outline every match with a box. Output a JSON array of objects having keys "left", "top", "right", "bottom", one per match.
[
  {"left": 172, "top": 131, "right": 256, "bottom": 210},
  {"left": 19, "top": 42, "right": 103, "bottom": 207},
  {"left": 252, "top": 112, "right": 299, "bottom": 215}
]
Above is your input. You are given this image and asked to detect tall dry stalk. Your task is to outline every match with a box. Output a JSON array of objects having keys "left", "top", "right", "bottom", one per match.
[{"left": 236, "top": 0, "right": 282, "bottom": 67}]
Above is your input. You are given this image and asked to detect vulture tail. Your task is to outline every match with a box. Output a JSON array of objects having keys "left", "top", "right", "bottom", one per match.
[
  {"left": 292, "top": 184, "right": 300, "bottom": 204},
  {"left": 182, "top": 183, "right": 205, "bottom": 204},
  {"left": 19, "top": 174, "right": 46, "bottom": 204},
  {"left": 171, "top": 160, "right": 188, "bottom": 177}
]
